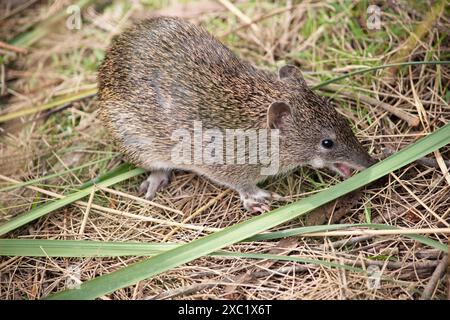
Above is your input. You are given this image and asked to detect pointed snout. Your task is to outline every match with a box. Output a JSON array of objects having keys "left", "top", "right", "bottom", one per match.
[{"left": 353, "top": 150, "right": 377, "bottom": 170}]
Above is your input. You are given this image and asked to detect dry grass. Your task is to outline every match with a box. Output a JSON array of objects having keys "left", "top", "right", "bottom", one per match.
[{"left": 0, "top": 0, "right": 449, "bottom": 300}]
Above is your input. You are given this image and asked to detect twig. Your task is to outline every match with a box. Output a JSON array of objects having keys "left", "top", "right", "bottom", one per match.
[
  {"left": 216, "top": 0, "right": 260, "bottom": 34},
  {"left": 250, "top": 259, "right": 440, "bottom": 279},
  {"left": 303, "top": 228, "right": 450, "bottom": 237},
  {"left": 325, "top": 235, "right": 374, "bottom": 249},
  {"left": 319, "top": 83, "right": 420, "bottom": 127},
  {"left": 79, "top": 187, "right": 96, "bottom": 236},
  {"left": 251, "top": 265, "right": 308, "bottom": 278},
  {"left": 216, "top": 0, "right": 266, "bottom": 51},
  {"left": 219, "top": 5, "right": 294, "bottom": 38},
  {"left": 382, "top": 147, "right": 450, "bottom": 168},
  {"left": 295, "top": 25, "right": 326, "bottom": 53},
  {"left": 150, "top": 282, "right": 218, "bottom": 299},
  {"left": 434, "top": 150, "right": 450, "bottom": 186},
  {"left": 358, "top": 259, "right": 440, "bottom": 270},
  {"left": 0, "top": 41, "right": 28, "bottom": 54},
  {"left": 420, "top": 254, "right": 449, "bottom": 300},
  {"left": 319, "top": 215, "right": 385, "bottom": 250},
  {"left": 97, "top": 185, "right": 182, "bottom": 215},
  {"left": 198, "top": 254, "right": 440, "bottom": 282}
]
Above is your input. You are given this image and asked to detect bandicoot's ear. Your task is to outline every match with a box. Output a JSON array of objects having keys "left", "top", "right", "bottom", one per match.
[
  {"left": 278, "top": 64, "right": 307, "bottom": 86},
  {"left": 267, "top": 101, "right": 292, "bottom": 130}
]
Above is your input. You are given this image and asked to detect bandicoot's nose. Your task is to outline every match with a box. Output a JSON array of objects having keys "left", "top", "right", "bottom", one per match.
[
  {"left": 355, "top": 149, "right": 377, "bottom": 169},
  {"left": 364, "top": 154, "right": 377, "bottom": 168}
]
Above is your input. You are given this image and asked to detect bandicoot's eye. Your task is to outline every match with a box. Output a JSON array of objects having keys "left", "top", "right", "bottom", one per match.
[{"left": 321, "top": 139, "right": 334, "bottom": 149}]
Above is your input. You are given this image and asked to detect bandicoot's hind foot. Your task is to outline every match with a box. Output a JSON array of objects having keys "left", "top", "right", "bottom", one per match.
[
  {"left": 239, "top": 187, "right": 286, "bottom": 213},
  {"left": 139, "top": 170, "right": 170, "bottom": 200}
]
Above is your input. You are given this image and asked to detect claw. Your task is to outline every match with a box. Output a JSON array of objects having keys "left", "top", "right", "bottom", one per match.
[
  {"left": 139, "top": 180, "right": 150, "bottom": 194},
  {"left": 249, "top": 203, "right": 270, "bottom": 214},
  {"left": 144, "top": 189, "right": 157, "bottom": 201},
  {"left": 139, "top": 170, "right": 170, "bottom": 201},
  {"left": 269, "top": 192, "right": 285, "bottom": 201},
  {"left": 239, "top": 187, "right": 286, "bottom": 213},
  {"left": 243, "top": 197, "right": 271, "bottom": 213}
]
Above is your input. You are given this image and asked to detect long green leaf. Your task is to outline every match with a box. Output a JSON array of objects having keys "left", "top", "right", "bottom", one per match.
[
  {"left": 2, "top": 220, "right": 446, "bottom": 257},
  {"left": 77, "top": 163, "right": 134, "bottom": 190},
  {"left": 0, "top": 239, "right": 177, "bottom": 257},
  {"left": 45, "top": 123, "right": 450, "bottom": 299},
  {"left": 0, "top": 239, "right": 363, "bottom": 273}
]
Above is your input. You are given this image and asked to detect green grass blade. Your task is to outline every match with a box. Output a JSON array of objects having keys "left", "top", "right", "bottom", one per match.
[
  {"left": 0, "top": 239, "right": 177, "bottom": 257},
  {"left": 2, "top": 222, "right": 445, "bottom": 257},
  {"left": 77, "top": 163, "right": 134, "bottom": 190},
  {"left": 0, "top": 239, "right": 362, "bottom": 273},
  {"left": 0, "top": 167, "right": 145, "bottom": 237},
  {"left": 45, "top": 123, "right": 450, "bottom": 299},
  {"left": 0, "top": 88, "right": 97, "bottom": 123}
]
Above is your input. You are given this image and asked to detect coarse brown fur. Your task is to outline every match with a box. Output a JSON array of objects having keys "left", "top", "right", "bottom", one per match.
[{"left": 97, "top": 17, "right": 374, "bottom": 212}]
